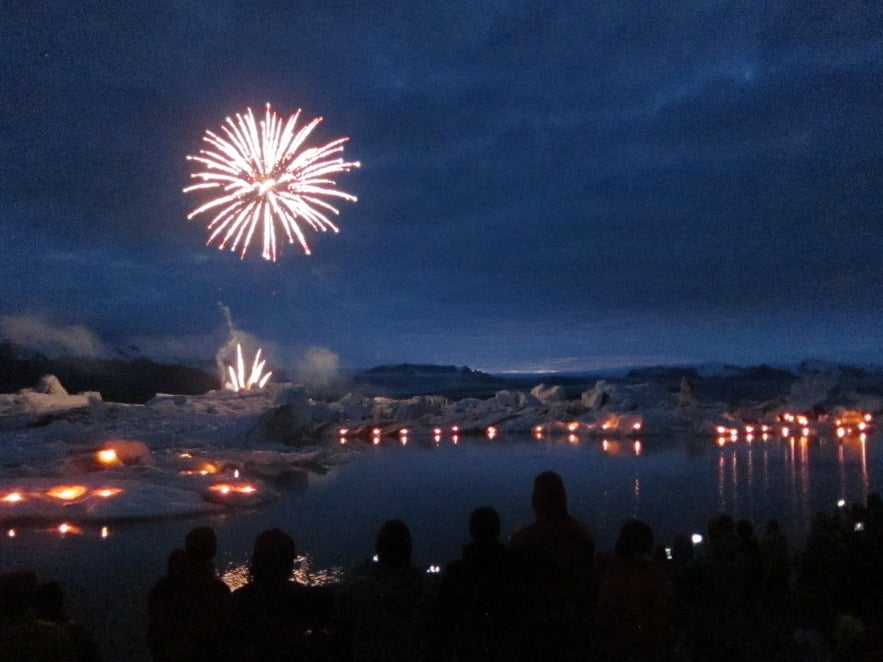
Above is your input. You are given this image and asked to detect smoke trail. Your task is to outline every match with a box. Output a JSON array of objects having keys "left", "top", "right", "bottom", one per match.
[{"left": 215, "top": 302, "right": 243, "bottom": 385}]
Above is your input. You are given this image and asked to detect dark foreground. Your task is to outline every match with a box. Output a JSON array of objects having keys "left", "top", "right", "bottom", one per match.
[{"left": 3, "top": 471, "right": 883, "bottom": 662}]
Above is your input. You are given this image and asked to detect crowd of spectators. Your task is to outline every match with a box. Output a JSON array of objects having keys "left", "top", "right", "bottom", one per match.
[{"left": 3, "top": 470, "right": 883, "bottom": 661}]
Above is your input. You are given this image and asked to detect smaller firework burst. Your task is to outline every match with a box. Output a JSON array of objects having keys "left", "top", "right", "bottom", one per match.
[{"left": 226, "top": 344, "right": 272, "bottom": 392}]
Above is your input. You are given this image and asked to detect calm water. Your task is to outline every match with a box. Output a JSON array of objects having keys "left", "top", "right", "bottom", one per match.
[{"left": 1, "top": 429, "right": 878, "bottom": 660}]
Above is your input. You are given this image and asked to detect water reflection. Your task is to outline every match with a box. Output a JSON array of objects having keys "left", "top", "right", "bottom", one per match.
[{"left": 220, "top": 553, "right": 344, "bottom": 591}]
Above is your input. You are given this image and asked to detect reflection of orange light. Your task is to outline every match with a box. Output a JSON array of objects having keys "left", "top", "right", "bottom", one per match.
[
  {"left": 94, "top": 487, "right": 122, "bottom": 498},
  {"left": 602, "top": 440, "right": 609, "bottom": 452},
  {"left": 782, "top": 427, "right": 790, "bottom": 438},
  {"left": 372, "top": 437, "right": 380, "bottom": 445},
  {"left": 100, "top": 526, "right": 110, "bottom": 539},
  {"left": 802, "top": 427, "right": 810, "bottom": 436},
  {"left": 199, "top": 463, "right": 218, "bottom": 475},
  {"left": 7, "top": 529, "right": 15, "bottom": 538},
  {"left": 634, "top": 441, "right": 642, "bottom": 455},
  {"left": 568, "top": 434, "right": 578, "bottom": 444},
  {"left": 2, "top": 491, "right": 24, "bottom": 503},
  {"left": 433, "top": 434, "right": 441, "bottom": 444},
  {"left": 57, "top": 523, "right": 83, "bottom": 535},
  {"left": 452, "top": 434, "right": 459, "bottom": 444},
  {"left": 47, "top": 485, "right": 88, "bottom": 501},
  {"left": 486, "top": 426, "right": 498, "bottom": 439},
  {"left": 717, "top": 437, "right": 727, "bottom": 447},
  {"left": 96, "top": 449, "right": 119, "bottom": 465}
]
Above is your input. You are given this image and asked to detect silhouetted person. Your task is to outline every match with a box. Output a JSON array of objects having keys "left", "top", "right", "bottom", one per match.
[
  {"left": 337, "top": 518, "right": 436, "bottom": 661},
  {"left": 0, "top": 570, "right": 73, "bottom": 662},
  {"left": 147, "top": 527, "right": 230, "bottom": 662},
  {"left": 34, "top": 581, "right": 102, "bottom": 662},
  {"left": 679, "top": 513, "right": 748, "bottom": 662},
  {"left": 439, "top": 506, "right": 515, "bottom": 661},
  {"left": 595, "top": 518, "right": 674, "bottom": 661},
  {"left": 226, "top": 527, "right": 327, "bottom": 662},
  {"left": 736, "top": 518, "right": 762, "bottom": 615},
  {"left": 760, "top": 519, "right": 790, "bottom": 595},
  {"left": 509, "top": 470, "right": 595, "bottom": 660}
]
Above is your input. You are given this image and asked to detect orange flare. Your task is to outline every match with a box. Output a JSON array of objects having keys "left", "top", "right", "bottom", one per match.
[{"left": 47, "top": 485, "right": 88, "bottom": 501}]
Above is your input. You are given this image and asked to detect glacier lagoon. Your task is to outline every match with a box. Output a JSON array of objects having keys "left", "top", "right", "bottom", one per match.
[{"left": 1, "top": 429, "right": 879, "bottom": 660}]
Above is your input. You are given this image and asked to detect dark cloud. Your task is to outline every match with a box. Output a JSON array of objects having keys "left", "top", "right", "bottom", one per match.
[{"left": 1, "top": 1, "right": 881, "bottom": 371}]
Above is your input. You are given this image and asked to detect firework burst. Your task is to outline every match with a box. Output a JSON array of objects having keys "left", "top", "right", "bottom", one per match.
[
  {"left": 226, "top": 344, "right": 272, "bottom": 392},
  {"left": 184, "top": 103, "right": 360, "bottom": 261}
]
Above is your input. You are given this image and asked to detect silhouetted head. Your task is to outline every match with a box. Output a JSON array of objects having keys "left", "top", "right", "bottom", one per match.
[
  {"left": 251, "top": 528, "right": 296, "bottom": 583},
  {"left": 531, "top": 470, "right": 568, "bottom": 520},
  {"left": 469, "top": 507, "right": 501, "bottom": 542},
  {"left": 615, "top": 518, "right": 654, "bottom": 559},
  {"left": 33, "top": 581, "right": 66, "bottom": 623},
  {"left": 736, "top": 518, "right": 755, "bottom": 542},
  {"left": 376, "top": 519, "right": 412, "bottom": 568},
  {"left": 708, "top": 513, "right": 735, "bottom": 541},
  {"left": 185, "top": 526, "right": 218, "bottom": 563},
  {"left": 0, "top": 570, "right": 37, "bottom": 621}
]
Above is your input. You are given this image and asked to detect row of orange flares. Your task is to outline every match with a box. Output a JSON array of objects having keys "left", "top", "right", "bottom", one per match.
[
  {"left": 338, "top": 420, "right": 644, "bottom": 445},
  {"left": 339, "top": 426, "right": 463, "bottom": 446},
  {"left": 6, "top": 523, "right": 112, "bottom": 539},
  {"left": 2, "top": 484, "right": 123, "bottom": 505},
  {"left": 337, "top": 425, "right": 644, "bottom": 454},
  {"left": 714, "top": 412, "right": 874, "bottom": 447}
]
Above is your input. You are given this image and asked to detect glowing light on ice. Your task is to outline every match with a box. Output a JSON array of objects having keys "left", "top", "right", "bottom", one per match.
[
  {"left": 47, "top": 485, "right": 88, "bottom": 501},
  {"left": 486, "top": 426, "right": 498, "bottom": 439},
  {"left": 2, "top": 491, "right": 24, "bottom": 503},
  {"left": 100, "top": 526, "right": 110, "bottom": 539},
  {"left": 184, "top": 103, "right": 360, "bottom": 261},
  {"left": 96, "top": 449, "right": 120, "bottom": 466},
  {"left": 94, "top": 487, "right": 123, "bottom": 498},
  {"left": 209, "top": 483, "right": 257, "bottom": 495},
  {"left": 56, "top": 523, "right": 83, "bottom": 536}
]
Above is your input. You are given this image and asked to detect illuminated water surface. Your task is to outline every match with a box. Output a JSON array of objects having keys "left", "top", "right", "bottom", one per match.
[{"left": 1, "top": 430, "right": 878, "bottom": 661}]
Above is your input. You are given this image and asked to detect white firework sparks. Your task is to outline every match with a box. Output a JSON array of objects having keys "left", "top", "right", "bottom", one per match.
[
  {"left": 226, "top": 344, "right": 272, "bottom": 392},
  {"left": 184, "top": 103, "right": 360, "bottom": 261}
]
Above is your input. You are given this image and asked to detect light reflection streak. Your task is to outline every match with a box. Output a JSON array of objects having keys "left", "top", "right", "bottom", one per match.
[{"left": 220, "top": 554, "right": 344, "bottom": 591}]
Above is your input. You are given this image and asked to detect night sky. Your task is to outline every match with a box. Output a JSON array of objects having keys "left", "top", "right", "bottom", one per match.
[{"left": 2, "top": 2, "right": 881, "bottom": 373}]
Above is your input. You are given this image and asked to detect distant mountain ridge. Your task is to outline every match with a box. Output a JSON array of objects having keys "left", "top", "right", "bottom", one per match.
[{"left": 2, "top": 341, "right": 882, "bottom": 407}]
